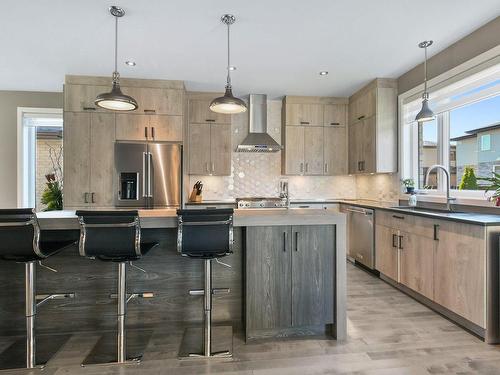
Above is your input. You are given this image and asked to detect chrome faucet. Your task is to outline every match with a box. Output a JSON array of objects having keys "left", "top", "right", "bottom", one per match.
[
  {"left": 279, "top": 179, "right": 290, "bottom": 208},
  {"left": 425, "top": 164, "right": 456, "bottom": 211}
]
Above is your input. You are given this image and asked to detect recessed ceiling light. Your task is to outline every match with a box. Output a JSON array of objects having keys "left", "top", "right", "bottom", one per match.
[
  {"left": 319, "top": 71, "right": 328, "bottom": 76},
  {"left": 125, "top": 60, "right": 136, "bottom": 66},
  {"left": 229, "top": 66, "right": 237, "bottom": 71}
]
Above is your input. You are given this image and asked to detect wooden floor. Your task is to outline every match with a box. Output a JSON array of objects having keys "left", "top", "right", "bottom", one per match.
[{"left": 3, "top": 263, "right": 500, "bottom": 375}]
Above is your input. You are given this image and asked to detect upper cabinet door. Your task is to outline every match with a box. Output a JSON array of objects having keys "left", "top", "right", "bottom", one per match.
[
  {"left": 189, "top": 100, "right": 231, "bottom": 124},
  {"left": 63, "top": 112, "right": 91, "bottom": 207},
  {"left": 283, "top": 126, "right": 305, "bottom": 175},
  {"left": 304, "top": 127, "right": 324, "bottom": 175},
  {"left": 285, "top": 104, "right": 324, "bottom": 126},
  {"left": 360, "top": 117, "right": 376, "bottom": 173},
  {"left": 210, "top": 124, "right": 232, "bottom": 176},
  {"left": 324, "top": 126, "right": 347, "bottom": 175},
  {"left": 64, "top": 84, "right": 111, "bottom": 112},
  {"left": 348, "top": 121, "right": 362, "bottom": 174},
  {"left": 149, "top": 115, "right": 183, "bottom": 142},
  {"left": 124, "top": 87, "right": 183, "bottom": 115},
  {"left": 324, "top": 104, "right": 346, "bottom": 126},
  {"left": 115, "top": 114, "right": 150, "bottom": 141},
  {"left": 291, "top": 225, "right": 334, "bottom": 326},
  {"left": 188, "top": 123, "right": 212, "bottom": 175},
  {"left": 349, "top": 88, "right": 376, "bottom": 124},
  {"left": 89, "top": 113, "right": 116, "bottom": 207}
]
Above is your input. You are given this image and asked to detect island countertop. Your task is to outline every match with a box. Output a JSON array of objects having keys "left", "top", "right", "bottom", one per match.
[{"left": 36, "top": 208, "right": 346, "bottom": 230}]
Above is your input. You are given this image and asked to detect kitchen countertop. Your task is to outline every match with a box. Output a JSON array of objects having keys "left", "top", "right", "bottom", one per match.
[{"left": 36, "top": 208, "right": 346, "bottom": 230}]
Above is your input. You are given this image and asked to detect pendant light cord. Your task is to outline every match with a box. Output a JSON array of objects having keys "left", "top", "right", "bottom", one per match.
[
  {"left": 423, "top": 45, "right": 428, "bottom": 94},
  {"left": 226, "top": 21, "right": 231, "bottom": 88},
  {"left": 114, "top": 15, "right": 118, "bottom": 76}
]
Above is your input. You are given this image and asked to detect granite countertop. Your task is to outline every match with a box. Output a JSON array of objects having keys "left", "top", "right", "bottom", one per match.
[{"left": 36, "top": 208, "right": 346, "bottom": 230}]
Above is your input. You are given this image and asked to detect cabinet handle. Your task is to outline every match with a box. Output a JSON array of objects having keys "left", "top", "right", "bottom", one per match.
[
  {"left": 392, "top": 234, "right": 397, "bottom": 248},
  {"left": 392, "top": 215, "right": 405, "bottom": 220},
  {"left": 205, "top": 119, "right": 215, "bottom": 122},
  {"left": 398, "top": 235, "right": 404, "bottom": 250},
  {"left": 324, "top": 163, "right": 329, "bottom": 174},
  {"left": 84, "top": 192, "right": 89, "bottom": 204},
  {"left": 434, "top": 224, "right": 440, "bottom": 241},
  {"left": 283, "top": 231, "right": 287, "bottom": 252},
  {"left": 295, "top": 232, "right": 299, "bottom": 251},
  {"left": 91, "top": 192, "right": 95, "bottom": 204},
  {"left": 211, "top": 162, "right": 215, "bottom": 173},
  {"left": 357, "top": 115, "right": 365, "bottom": 121},
  {"left": 144, "top": 109, "right": 156, "bottom": 113},
  {"left": 145, "top": 127, "right": 148, "bottom": 139},
  {"left": 83, "top": 106, "right": 96, "bottom": 111},
  {"left": 300, "top": 121, "right": 310, "bottom": 125},
  {"left": 300, "top": 163, "right": 304, "bottom": 173},
  {"left": 330, "top": 122, "right": 340, "bottom": 126},
  {"left": 361, "top": 161, "right": 365, "bottom": 171},
  {"left": 305, "top": 163, "right": 309, "bottom": 172},
  {"left": 357, "top": 161, "right": 362, "bottom": 171},
  {"left": 151, "top": 126, "right": 155, "bottom": 139}
]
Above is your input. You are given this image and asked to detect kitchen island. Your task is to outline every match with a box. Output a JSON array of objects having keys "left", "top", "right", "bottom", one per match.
[{"left": 0, "top": 209, "right": 346, "bottom": 342}]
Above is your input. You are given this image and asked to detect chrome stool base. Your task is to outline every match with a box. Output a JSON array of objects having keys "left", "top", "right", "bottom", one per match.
[{"left": 178, "top": 326, "right": 233, "bottom": 359}]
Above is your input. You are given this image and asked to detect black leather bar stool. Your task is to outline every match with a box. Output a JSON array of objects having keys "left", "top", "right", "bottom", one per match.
[
  {"left": 76, "top": 210, "right": 158, "bottom": 365},
  {"left": 0, "top": 208, "right": 75, "bottom": 369},
  {"left": 176, "top": 209, "right": 234, "bottom": 358}
]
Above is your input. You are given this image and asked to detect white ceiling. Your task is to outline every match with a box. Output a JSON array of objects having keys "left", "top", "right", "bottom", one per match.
[{"left": 1, "top": 0, "right": 499, "bottom": 98}]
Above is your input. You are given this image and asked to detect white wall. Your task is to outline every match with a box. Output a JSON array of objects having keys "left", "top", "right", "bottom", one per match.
[{"left": 0, "top": 90, "right": 62, "bottom": 208}]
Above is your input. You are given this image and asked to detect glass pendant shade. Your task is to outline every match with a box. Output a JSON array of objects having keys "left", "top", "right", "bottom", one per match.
[
  {"left": 95, "top": 80, "right": 138, "bottom": 111},
  {"left": 210, "top": 86, "right": 247, "bottom": 114}
]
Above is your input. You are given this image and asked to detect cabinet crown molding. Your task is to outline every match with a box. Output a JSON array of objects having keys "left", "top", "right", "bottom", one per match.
[{"left": 65, "top": 75, "right": 185, "bottom": 90}]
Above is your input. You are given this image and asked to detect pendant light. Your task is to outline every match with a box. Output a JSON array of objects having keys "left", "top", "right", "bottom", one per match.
[
  {"left": 210, "top": 14, "right": 247, "bottom": 114},
  {"left": 95, "top": 6, "right": 138, "bottom": 111},
  {"left": 415, "top": 40, "right": 435, "bottom": 122}
]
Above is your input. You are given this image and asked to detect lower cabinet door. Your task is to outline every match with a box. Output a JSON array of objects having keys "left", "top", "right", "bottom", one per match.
[
  {"left": 433, "top": 221, "right": 485, "bottom": 328},
  {"left": 291, "top": 225, "right": 334, "bottom": 326},
  {"left": 399, "top": 231, "right": 434, "bottom": 300},
  {"left": 246, "top": 226, "right": 292, "bottom": 332},
  {"left": 375, "top": 224, "right": 399, "bottom": 281}
]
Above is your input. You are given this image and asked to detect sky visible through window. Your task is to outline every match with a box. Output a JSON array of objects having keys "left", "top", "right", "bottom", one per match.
[{"left": 422, "top": 94, "right": 500, "bottom": 142}]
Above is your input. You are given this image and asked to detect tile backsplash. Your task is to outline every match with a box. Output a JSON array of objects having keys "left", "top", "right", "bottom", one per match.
[
  {"left": 189, "top": 100, "right": 358, "bottom": 201},
  {"left": 356, "top": 173, "right": 400, "bottom": 202}
]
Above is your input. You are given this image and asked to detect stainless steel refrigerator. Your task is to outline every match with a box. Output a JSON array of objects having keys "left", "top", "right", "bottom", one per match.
[{"left": 114, "top": 142, "right": 182, "bottom": 208}]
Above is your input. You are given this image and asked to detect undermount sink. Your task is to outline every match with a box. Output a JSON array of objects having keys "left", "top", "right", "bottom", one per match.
[{"left": 391, "top": 206, "right": 464, "bottom": 215}]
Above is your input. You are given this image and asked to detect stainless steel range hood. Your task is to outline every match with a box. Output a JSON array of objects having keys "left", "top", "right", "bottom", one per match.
[{"left": 237, "top": 94, "right": 281, "bottom": 153}]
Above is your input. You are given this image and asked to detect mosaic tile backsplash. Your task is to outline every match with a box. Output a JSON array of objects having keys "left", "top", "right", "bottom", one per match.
[{"left": 189, "top": 100, "right": 359, "bottom": 201}]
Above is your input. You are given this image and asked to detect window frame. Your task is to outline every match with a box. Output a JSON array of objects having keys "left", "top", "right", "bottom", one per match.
[{"left": 399, "top": 47, "right": 500, "bottom": 205}]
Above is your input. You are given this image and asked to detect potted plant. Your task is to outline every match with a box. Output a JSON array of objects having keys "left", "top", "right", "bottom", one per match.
[
  {"left": 477, "top": 171, "right": 500, "bottom": 207},
  {"left": 401, "top": 178, "right": 415, "bottom": 194},
  {"left": 41, "top": 173, "right": 63, "bottom": 211}
]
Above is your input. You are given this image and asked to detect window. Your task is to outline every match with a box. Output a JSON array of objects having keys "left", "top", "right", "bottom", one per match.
[
  {"left": 480, "top": 134, "right": 491, "bottom": 151},
  {"left": 18, "top": 108, "right": 63, "bottom": 210},
  {"left": 401, "top": 62, "right": 500, "bottom": 195}
]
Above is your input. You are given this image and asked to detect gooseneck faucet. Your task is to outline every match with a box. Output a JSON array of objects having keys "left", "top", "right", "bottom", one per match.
[{"left": 425, "top": 164, "right": 456, "bottom": 211}]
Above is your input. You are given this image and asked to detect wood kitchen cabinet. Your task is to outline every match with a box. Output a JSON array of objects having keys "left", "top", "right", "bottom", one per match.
[
  {"left": 64, "top": 84, "right": 114, "bottom": 112},
  {"left": 285, "top": 103, "right": 324, "bottom": 126},
  {"left": 189, "top": 99, "right": 231, "bottom": 124},
  {"left": 188, "top": 122, "right": 231, "bottom": 175},
  {"left": 63, "top": 112, "right": 115, "bottom": 208},
  {"left": 115, "top": 114, "right": 182, "bottom": 142},
  {"left": 348, "top": 79, "right": 397, "bottom": 174},
  {"left": 375, "top": 209, "right": 486, "bottom": 328},
  {"left": 282, "top": 97, "right": 348, "bottom": 176},
  {"left": 246, "top": 225, "right": 334, "bottom": 340}
]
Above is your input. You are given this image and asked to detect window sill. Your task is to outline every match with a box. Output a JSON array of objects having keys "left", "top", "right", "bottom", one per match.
[{"left": 399, "top": 192, "right": 498, "bottom": 208}]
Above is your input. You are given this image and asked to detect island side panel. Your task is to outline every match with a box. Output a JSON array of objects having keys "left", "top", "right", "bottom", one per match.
[{"left": 334, "top": 218, "right": 347, "bottom": 341}]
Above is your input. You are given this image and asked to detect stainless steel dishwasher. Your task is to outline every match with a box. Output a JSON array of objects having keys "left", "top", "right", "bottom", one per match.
[{"left": 342, "top": 205, "right": 375, "bottom": 270}]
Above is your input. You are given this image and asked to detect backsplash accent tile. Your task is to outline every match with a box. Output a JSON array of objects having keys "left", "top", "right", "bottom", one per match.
[{"left": 189, "top": 100, "right": 357, "bottom": 201}]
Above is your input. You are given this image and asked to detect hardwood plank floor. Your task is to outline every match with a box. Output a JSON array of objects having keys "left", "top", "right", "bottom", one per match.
[{"left": 3, "top": 263, "right": 500, "bottom": 375}]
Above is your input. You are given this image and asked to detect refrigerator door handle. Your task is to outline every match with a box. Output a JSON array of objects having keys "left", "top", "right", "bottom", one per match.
[
  {"left": 148, "top": 152, "right": 153, "bottom": 197},
  {"left": 142, "top": 152, "right": 147, "bottom": 197}
]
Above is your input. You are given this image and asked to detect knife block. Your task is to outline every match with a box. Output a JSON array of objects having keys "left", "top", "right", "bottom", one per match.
[{"left": 188, "top": 189, "right": 202, "bottom": 203}]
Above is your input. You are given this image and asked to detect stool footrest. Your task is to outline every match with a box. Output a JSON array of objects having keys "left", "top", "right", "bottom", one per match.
[
  {"left": 188, "top": 288, "right": 230, "bottom": 296},
  {"left": 109, "top": 292, "right": 154, "bottom": 302},
  {"left": 36, "top": 293, "right": 75, "bottom": 308}
]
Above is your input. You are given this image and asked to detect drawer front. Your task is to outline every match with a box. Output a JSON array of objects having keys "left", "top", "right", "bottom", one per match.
[{"left": 376, "top": 210, "right": 435, "bottom": 239}]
